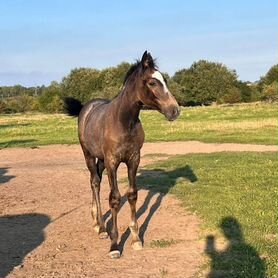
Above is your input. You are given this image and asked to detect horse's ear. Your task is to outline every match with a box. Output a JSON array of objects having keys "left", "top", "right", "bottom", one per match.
[{"left": 141, "top": 50, "right": 154, "bottom": 69}]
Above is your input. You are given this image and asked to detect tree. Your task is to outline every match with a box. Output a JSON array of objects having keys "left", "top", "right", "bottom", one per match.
[
  {"left": 101, "top": 62, "right": 131, "bottom": 88},
  {"left": 234, "top": 81, "right": 261, "bottom": 103},
  {"left": 62, "top": 68, "right": 102, "bottom": 103},
  {"left": 259, "top": 64, "right": 278, "bottom": 87},
  {"left": 62, "top": 62, "right": 132, "bottom": 103},
  {"left": 0, "top": 99, "right": 6, "bottom": 113},
  {"left": 99, "top": 62, "right": 131, "bottom": 99},
  {"left": 261, "top": 81, "right": 278, "bottom": 103},
  {"left": 220, "top": 87, "right": 242, "bottom": 104},
  {"left": 3, "top": 95, "right": 38, "bottom": 113},
  {"left": 39, "top": 82, "right": 63, "bottom": 113},
  {"left": 173, "top": 60, "right": 238, "bottom": 105}
]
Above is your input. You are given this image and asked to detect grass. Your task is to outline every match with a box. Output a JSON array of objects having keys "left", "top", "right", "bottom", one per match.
[
  {"left": 141, "top": 102, "right": 278, "bottom": 144},
  {"left": 159, "top": 268, "right": 169, "bottom": 277},
  {"left": 149, "top": 239, "right": 180, "bottom": 248},
  {"left": 0, "top": 102, "right": 277, "bottom": 148},
  {"left": 0, "top": 113, "right": 77, "bottom": 148},
  {"left": 136, "top": 152, "right": 278, "bottom": 278}
]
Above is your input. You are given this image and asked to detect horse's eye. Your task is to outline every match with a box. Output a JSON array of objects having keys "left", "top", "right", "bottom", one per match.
[{"left": 149, "top": 81, "right": 156, "bottom": 87}]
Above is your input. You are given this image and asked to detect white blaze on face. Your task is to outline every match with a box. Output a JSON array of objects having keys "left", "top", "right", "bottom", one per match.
[{"left": 152, "top": 70, "right": 169, "bottom": 93}]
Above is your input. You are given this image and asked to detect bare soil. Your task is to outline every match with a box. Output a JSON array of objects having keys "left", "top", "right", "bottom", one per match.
[{"left": 1, "top": 141, "right": 277, "bottom": 278}]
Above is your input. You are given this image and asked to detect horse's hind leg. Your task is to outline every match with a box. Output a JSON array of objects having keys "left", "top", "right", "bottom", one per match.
[
  {"left": 127, "top": 154, "right": 142, "bottom": 250},
  {"left": 105, "top": 158, "right": 121, "bottom": 259},
  {"left": 95, "top": 159, "right": 107, "bottom": 238},
  {"left": 84, "top": 154, "right": 107, "bottom": 239}
]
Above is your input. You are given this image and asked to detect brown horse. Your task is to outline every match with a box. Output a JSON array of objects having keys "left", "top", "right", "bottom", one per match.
[{"left": 64, "top": 51, "right": 180, "bottom": 259}]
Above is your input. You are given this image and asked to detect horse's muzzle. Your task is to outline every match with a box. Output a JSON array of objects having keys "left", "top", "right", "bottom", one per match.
[{"left": 164, "top": 106, "right": 180, "bottom": 121}]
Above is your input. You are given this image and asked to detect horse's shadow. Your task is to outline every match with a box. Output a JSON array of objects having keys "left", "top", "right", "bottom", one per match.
[
  {"left": 0, "top": 167, "right": 15, "bottom": 185},
  {"left": 104, "top": 165, "right": 197, "bottom": 253}
]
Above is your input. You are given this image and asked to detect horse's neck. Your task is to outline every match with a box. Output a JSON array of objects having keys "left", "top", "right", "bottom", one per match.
[{"left": 113, "top": 86, "right": 141, "bottom": 130}]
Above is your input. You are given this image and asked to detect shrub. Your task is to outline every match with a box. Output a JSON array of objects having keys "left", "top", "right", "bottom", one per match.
[
  {"left": 261, "top": 82, "right": 278, "bottom": 103},
  {"left": 220, "top": 87, "right": 242, "bottom": 104}
]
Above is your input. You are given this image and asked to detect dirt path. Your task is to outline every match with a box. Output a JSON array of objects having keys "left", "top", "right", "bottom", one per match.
[{"left": 1, "top": 141, "right": 277, "bottom": 278}]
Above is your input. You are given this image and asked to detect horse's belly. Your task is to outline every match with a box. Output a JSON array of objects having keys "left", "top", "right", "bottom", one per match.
[{"left": 81, "top": 126, "right": 105, "bottom": 159}]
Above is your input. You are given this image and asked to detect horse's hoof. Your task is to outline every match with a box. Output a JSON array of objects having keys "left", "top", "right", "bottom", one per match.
[
  {"left": 109, "top": 250, "right": 121, "bottom": 259},
  {"left": 99, "top": 231, "right": 108, "bottom": 239},
  {"left": 93, "top": 225, "right": 100, "bottom": 233},
  {"left": 132, "top": 241, "right": 143, "bottom": 251}
]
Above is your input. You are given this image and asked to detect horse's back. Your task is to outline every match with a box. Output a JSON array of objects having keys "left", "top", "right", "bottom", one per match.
[
  {"left": 79, "top": 99, "right": 109, "bottom": 129},
  {"left": 79, "top": 98, "right": 109, "bottom": 119}
]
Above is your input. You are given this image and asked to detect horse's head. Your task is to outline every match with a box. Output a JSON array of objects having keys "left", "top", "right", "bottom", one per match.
[
  {"left": 139, "top": 51, "right": 180, "bottom": 121},
  {"left": 125, "top": 51, "right": 180, "bottom": 121}
]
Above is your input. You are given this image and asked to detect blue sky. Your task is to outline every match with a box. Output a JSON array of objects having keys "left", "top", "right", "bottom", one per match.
[{"left": 0, "top": 0, "right": 277, "bottom": 86}]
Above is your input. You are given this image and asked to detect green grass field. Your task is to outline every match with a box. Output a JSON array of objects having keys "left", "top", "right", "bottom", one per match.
[
  {"left": 1, "top": 102, "right": 277, "bottom": 277},
  {"left": 138, "top": 152, "right": 278, "bottom": 278},
  {"left": 0, "top": 102, "right": 277, "bottom": 148}
]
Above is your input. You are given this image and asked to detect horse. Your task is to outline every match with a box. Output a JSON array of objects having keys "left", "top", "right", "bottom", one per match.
[{"left": 64, "top": 51, "right": 180, "bottom": 259}]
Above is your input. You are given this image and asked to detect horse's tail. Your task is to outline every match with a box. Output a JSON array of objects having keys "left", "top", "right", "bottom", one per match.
[{"left": 64, "top": 97, "right": 83, "bottom": 117}]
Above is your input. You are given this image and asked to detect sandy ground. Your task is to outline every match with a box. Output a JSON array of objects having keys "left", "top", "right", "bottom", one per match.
[{"left": 1, "top": 141, "right": 277, "bottom": 278}]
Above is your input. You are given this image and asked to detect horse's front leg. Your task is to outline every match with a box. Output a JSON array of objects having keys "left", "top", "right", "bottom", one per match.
[
  {"left": 106, "top": 158, "right": 121, "bottom": 259},
  {"left": 127, "top": 153, "right": 142, "bottom": 250}
]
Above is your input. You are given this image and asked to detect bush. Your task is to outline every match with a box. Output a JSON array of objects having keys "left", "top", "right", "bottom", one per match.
[
  {"left": 38, "top": 91, "right": 63, "bottom": 113},
  {"left": 38, "top": 82, "right": 63, "bottom": 113},
  {"left": 1, "top": 95, "right": 38, "bottom": 113},
  {"left": 259, "top": 65, "right": 278, "bottom": 87},
  {"left": 173, "top": 60, "right": 238, "bottom": 105},
  {"left": 261, "top": 82, "right": 278, "bottom": 103},
  {"left": 0, "top": 100, "right": 6, "bottom": 113},
  {"left": 219, "top": 87, "right": 242, "bottom": 104}
]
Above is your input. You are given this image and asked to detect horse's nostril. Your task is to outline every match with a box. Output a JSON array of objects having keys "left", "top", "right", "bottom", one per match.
[
  {"left": 173, "top": 107, "right": 180, "bottom": 117},
  {"left": 165, "top": 106, "right": 180, "bottom": 121}
]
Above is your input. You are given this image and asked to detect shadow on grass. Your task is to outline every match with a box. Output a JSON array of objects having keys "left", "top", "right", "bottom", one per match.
[
  {"left": 205, "top": 216, "right": 266, "bottom": 278},
  {"left": 0, "top": 167, "right": 15, "bottom": 185},
  {"left": 0, "top": 213, "right": 50, "bottom": 277},
  {"left": 0, "top": 123, "right": 31, "bottom": 129},
  {"left": 113, "top": 165, "right": 197, "bottom": 253},
  {"left": 0, "top": 139, "right": 37, "bottom": 149}
]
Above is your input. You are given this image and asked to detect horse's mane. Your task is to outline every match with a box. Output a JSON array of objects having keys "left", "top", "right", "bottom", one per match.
[
  {"left": 123, "top": 60, "right": 141, "bottom": 85},
  {"left": 123, "top": 58, "right": 157, "bottom": 85}
]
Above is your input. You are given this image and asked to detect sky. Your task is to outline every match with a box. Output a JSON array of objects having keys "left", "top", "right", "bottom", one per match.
[{"left": 0, "top": 0, "right": 277, "bottom": 86}]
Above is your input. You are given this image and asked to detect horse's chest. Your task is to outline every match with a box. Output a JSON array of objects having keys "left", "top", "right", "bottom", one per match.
[
  {"left": 103, "top": 122, "right": 144, "bottom": 161},
  {"left": 118, "top": 133, "right": 143, "bottom": 153},
  {"left": 105, "top": 132, "right": 143, "bottom": 162},
  {"left": 114, "top": 140, "right": 141, "bottom": 162}
]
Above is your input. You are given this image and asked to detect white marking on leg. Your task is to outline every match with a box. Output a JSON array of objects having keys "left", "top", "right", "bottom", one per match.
[{"left": 152, "top": 71, "right": 169, "bottom": 93}]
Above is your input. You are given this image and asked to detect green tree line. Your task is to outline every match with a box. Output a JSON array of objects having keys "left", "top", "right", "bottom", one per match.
[{"left": 0, "top": 61, "right": 277, "bottom": 114}]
